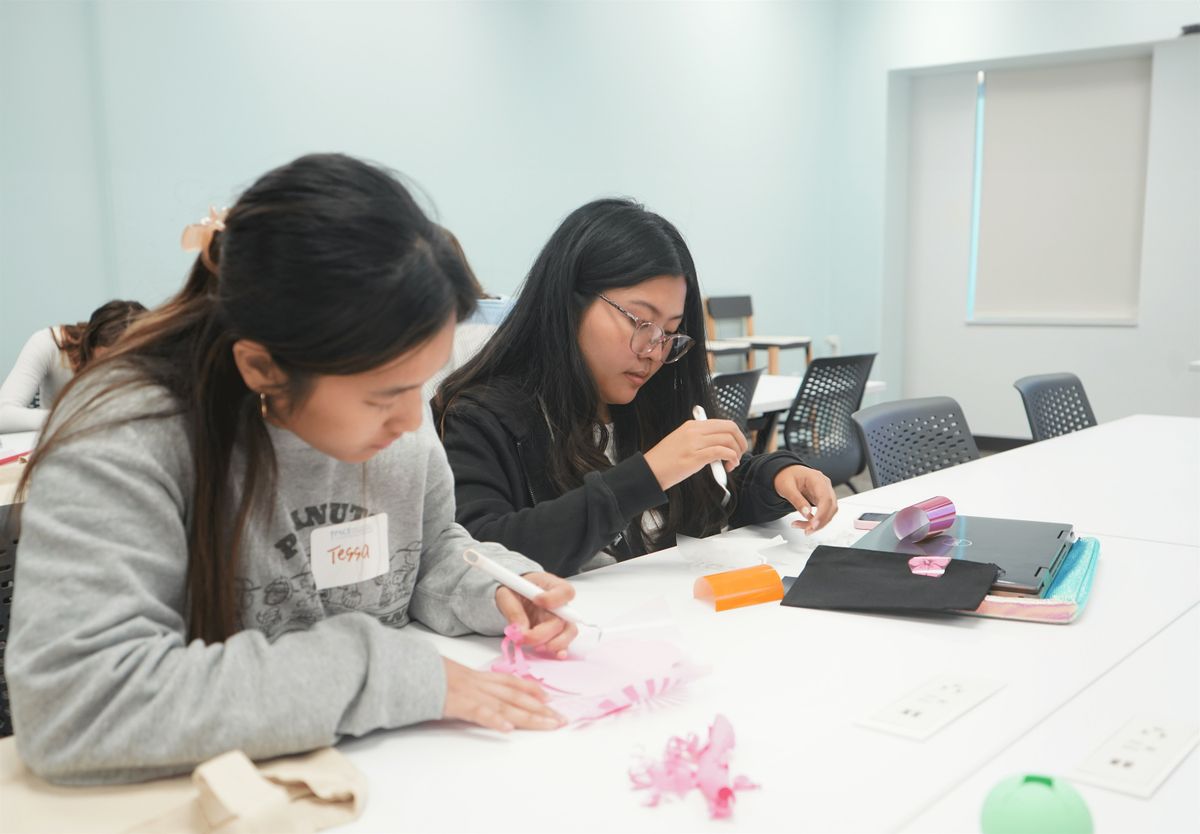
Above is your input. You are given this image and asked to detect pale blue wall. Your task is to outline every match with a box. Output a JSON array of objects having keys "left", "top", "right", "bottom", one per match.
[
  {"left": 0, "top": 1, "right": 115, "bottom": 346},
  {"left": 2, "top": 0, "right": 1193, "bottom": 388},
  {"left": 2, "top": 0, "right": 836, "bottom": 375}
]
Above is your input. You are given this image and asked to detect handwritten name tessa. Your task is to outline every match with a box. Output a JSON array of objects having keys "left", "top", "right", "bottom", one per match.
[{"left": 327, "top": 543, "right": 371, "bottom": 565}]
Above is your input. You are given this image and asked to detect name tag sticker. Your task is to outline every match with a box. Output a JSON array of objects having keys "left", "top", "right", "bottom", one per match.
[{"left": 310, "top": 513, "right": 389, "bottom": 590}]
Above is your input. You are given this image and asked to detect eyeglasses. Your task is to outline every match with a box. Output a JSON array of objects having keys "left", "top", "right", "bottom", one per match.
[{"left": 597, "top": 294, "right": 694, "bottom": 364}]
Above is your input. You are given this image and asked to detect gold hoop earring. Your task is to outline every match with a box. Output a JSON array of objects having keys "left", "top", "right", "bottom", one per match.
[{"left": 259, "top": 392, "right": 268, "bottom": 420}]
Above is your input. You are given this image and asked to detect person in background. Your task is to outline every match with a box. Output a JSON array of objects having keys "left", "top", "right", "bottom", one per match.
[
  {"left": 0, "top": 300, "right": 147, "bottom": 432},
  {"left": 434, "top": 198, "right": 837, "bottom": 576},
  {"left": 421, "top": 228, "right": 512, "bottom": 400}
]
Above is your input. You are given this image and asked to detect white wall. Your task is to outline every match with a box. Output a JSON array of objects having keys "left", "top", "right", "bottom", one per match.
[
  {"left": 899, "top": 39, "right": 1200, "bottom": 437},
  {"left": 832, "top": 0, "right": 1198, "bottom": 436},
  {"left": 1, "top": 0, "right": 836, "bottom": 377}
]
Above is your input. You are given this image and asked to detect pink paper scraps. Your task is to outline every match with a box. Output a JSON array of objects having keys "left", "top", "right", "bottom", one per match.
[
  {"left": 630, "top": 714, "right": 758, "bottom": 819},
  {"left": 491, "top": 625, "right": 707, "bottom": 725}
]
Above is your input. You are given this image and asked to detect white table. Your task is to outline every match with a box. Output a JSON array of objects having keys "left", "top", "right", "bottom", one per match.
[
  {"left": 843, "top": 416, "right": 1198, "bottom": 548},
  {"left": 0, "top": 431, "right": 37, "bottom": 454},
  {"left": 707, "top": 338, "right": 756, "bottom": 354},
  {"left": 904, "top": 605, "right": 1200, "bottom": 833},
  {"left": 706, "top": 338, "right": 814, "bottom": 375},
  {"left": 749, "top": 374, "right": 886, "bottom": 416},
  {"left": 742, "top": 335, "right": 814, "bottom": 374},
  {"left": 339, "top": 415, "right": 1200, "bottom": 833},
  {"left": 0, "top": 431, "right": 36, "bottom": 506}
]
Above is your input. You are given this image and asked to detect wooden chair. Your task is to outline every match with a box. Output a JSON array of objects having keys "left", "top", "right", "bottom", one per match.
[{"left": 703, "top": 295, "right": 812, "bottom": 374}]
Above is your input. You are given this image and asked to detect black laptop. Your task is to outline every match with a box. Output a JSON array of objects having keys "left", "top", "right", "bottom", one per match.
[{"left": 853, "top": 513, "right": 1075, "bottom": 598}]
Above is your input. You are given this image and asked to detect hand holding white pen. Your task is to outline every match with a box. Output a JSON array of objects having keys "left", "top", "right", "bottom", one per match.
[
  {"left": 691, "top": 405, "right": 729, "bottom": 490},
  {"left": 642, "top": 406, "right": 747, "bottom": 491},
  {"left": 464, "top": 549, "right": 584, "bottom": 656}
]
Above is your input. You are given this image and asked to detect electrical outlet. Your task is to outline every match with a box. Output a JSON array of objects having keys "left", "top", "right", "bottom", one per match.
[
  {"left": 1070, "top": 716, "right": 1199, "bottom": 798},
  {"left": 857, "top": 675, "right": 1005, "bottom": 741}
]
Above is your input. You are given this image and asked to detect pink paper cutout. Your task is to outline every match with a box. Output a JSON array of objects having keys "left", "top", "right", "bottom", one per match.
[
  {"left": 908, "top": 555, "right": 952, "bottom": 577},
  {"left": 491, "top": 624, "right": 533, "bottom": 677},
  {"left": 630, "top": 714, "right": 758, "bottom": 819},
  {"left": 488, "top": 626, "right": 706, "bottom": 724}
]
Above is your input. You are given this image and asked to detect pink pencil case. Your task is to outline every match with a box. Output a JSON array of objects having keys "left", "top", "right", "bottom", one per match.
[{"left": 963, "top": 536, "right": 1100, "bottom": 624}]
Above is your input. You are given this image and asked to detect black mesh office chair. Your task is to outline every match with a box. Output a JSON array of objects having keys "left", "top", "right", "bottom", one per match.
[
  {"left": 781, "top": 354, "right": 876, "bottom": 490},
  {"left": 1013, "top": 373, "right": 1097, "bottom": 442},
  {"left": 852, "top": 396, "right": 980, "bottom": 487},
  {"left": 711, "top": 368, "right": 765, "bottom": 433},
  {"left": 0, "top": 503, "right": 21, "bottom": 738}
]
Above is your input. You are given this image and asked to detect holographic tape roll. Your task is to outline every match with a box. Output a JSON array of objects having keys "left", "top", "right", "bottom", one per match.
[
  {"left": 894, "top": 496, "right": 957, "bottom": 577},
  {"left": 893, "top": 496, "right": 956, "bottom": 542}
]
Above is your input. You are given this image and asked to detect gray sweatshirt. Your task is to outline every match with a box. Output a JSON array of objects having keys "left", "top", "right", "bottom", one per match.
[{"left": 6, "top": 372, "right": 541, "bottom": 784}]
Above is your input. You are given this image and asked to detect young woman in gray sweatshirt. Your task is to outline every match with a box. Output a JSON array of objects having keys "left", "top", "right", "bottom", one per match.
[{"left": 6, "top": 154, "right": 576, "bottom": 785}]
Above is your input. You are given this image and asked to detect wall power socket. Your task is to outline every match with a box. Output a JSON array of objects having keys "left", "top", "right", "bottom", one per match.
[
  {"left": 1071, "top": 716, "right": 1199, "bottom": 798},
  {"left": 858, "top": 675, "right": 1005, "bottom": 741}
]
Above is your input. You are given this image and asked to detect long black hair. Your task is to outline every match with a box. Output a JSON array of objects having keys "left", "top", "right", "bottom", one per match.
[
  {"left": 21, "top": 153, "right": 477, "bottom": 642},
  {"left": 435, "top": 197, "right": 729, "bottom": 545}
]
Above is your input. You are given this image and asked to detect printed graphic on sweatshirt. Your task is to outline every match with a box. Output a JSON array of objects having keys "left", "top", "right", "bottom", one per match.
[
  {"left": 236, "top": 500, "right": 425, "bottom": 640},
  {"left": 272, "top": 502, "right": 369, "bottom": 561}
]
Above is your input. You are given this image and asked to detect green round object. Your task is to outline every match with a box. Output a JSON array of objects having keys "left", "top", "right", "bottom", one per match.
[{"left": 980, "top": 774, "right": 1094, "bottom": 834}]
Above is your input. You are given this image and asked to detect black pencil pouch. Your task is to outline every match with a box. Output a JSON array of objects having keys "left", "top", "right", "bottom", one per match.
[{"left": 780, "top": 545, "right": 1000, "bottom": 613}]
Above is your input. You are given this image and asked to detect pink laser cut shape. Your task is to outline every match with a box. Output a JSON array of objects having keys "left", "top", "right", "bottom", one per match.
[
  {"left": 630, "top": 714, "right": 758, "bottom": 819},
  {"left": 488, "top": 626, "right": 706, "bottom": 724},
  {"left": 908, "top": 555, "right": 952, "bottom": 577},
  {"left": 491, "top": 624, "right": 533, "bottom": 677}
]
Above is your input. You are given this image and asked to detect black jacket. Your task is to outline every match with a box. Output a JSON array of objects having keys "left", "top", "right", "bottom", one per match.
[{"left": 438, "top": 379, "right": 809, "bottom": 576}]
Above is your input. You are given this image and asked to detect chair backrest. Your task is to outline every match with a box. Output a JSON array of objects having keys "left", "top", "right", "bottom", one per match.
[
  {"left": 711, "top": 368, "right": 765, "bottom": 432},
  {"left": 0, "top": 503, "right": 21, "bottom": 739},
  {"left": 1013, "top": 372, "right": 1097, "bottom": 442},
  {"left": 704, "top": 295, "right": 755, "bottom": 340},
  {"left": 781, "top": 353, "right": 876, "bottom": 487},
  {"left": 852, "top": 396, "right": 980, "bottom": 487}
]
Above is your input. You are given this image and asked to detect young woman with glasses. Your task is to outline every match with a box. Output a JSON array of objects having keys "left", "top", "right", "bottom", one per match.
[{"left": 434, "top": 198, "right": 837, "bottom": 576}]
